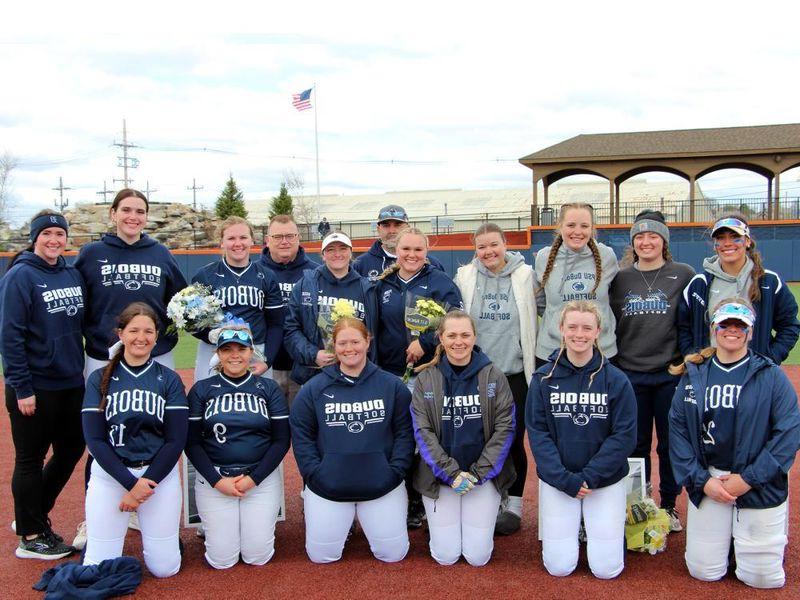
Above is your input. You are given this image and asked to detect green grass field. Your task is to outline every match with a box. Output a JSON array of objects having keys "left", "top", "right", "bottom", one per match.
[{"left": 167, "top": 284, "right": 800, "bottom": 370}]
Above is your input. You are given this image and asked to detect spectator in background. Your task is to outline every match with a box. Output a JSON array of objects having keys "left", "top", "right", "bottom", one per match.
[
  {"left": 354, "top": 205, "right": 445, "bottom": 280},
  {"left": 260, "top": 214, "right": 320, "bottom": 406},
  {"left": 317, "top": 217, "right": 331, "bottom": 239}
]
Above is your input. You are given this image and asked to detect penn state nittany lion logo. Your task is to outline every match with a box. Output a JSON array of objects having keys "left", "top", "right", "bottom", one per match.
[
  {"left": 66, "top": 305, "right": 79, "bottom": 317},
  {"left": 453, "top": 415, "right": 464, "bottom": 428},
  {"left": 369, "top": 269, "right": 380, "bottom": 279},
  {"left": 572, "top": 281, "right": 586, "bottom": 293},
  {"left": 488, "top": 301, "right": 500, "bottom": 311},
  {"left": 124, "top": 280, "right": 142, "bottom": 291},
  {"left": 347, "top": 421, "right": 365, "bottom": 434},
  {"left": 382, "top": 289, "right": 392, "bottom": 304},
  {"left": 572, "top": 413, "right": 590, "bottom": 426}
]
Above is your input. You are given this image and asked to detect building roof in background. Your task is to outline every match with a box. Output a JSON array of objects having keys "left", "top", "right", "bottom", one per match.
[
  {"left": 521, "top": 123, "right": 800, "bottom": 163},
  {"left": 244, "top": 179, "right": 697, "bottom": 225}
]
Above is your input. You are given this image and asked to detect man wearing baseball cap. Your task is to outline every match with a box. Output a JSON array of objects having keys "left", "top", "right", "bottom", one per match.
[{"left": 353, "top": 205, "right": 445, "bottom": 280}]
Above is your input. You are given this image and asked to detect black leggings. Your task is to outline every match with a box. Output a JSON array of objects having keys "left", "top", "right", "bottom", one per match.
[
  {"left": 506, "top": 372, "right": 529, "bottom": 497},
  {"left": 6, "top": 385, "right": 85, "bottom": 537}
]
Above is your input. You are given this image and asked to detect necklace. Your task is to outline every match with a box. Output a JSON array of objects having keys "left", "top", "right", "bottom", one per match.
[{"left": 638, "top": 263, "right": 664, "bottom": 293}]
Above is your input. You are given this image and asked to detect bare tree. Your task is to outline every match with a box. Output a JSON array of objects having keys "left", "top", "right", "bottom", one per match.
[
  {"left": 282, "top": 168, "right": 317, "bottom": 240},
  {"left": 0, "top": 152, "right": 18, "bottom": 225}
]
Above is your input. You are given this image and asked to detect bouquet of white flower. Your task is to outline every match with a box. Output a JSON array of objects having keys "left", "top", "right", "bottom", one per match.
[{"left": 166, "top": 283, "right": 225, "bottom": 334}]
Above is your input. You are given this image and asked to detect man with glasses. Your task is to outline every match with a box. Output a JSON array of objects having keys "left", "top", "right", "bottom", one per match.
[
  {"left": 260, "top": 214, "right": 320, "bottom": 405},
  {"left": 353, "top": 205, "right": 445, "bottom": 280}
]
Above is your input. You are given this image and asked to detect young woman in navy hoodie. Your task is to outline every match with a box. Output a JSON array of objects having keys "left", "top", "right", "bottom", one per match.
[
  {"left": 290, "top": 317, "right": 414, "bottom": 564},
  {"left": 284, "top": 231, "right": 377, "bottom": 386},
  {"left": 2, "top": 211, "right": 85, "bottom": 559},
  {"left": 669, "top": 298, "right": 800, "bottom": 589},
  {"left": 411, "top": 311, "right": 516, "bottom": 566},
  {"left": 74, "top": 189, "right": 187, "bottom": 376},
  {"left": 526, "top": 300, "right": 636, "bottom": 579}
]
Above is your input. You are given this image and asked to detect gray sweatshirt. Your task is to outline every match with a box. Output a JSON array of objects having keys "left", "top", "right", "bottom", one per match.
[
  {"left": 469, "top": 252, "right": 526, "bottom": 375},
  {"left": 534, "top": 241, "right": 619, "bottom": 360},
  {"left": 704, "top": 255, "right": 754, "bottom": 319}
]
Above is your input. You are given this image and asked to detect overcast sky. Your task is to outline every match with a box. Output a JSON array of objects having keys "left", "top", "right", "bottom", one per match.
[{"left": 2, "top": 1, "right": 799, "bottom": 225}]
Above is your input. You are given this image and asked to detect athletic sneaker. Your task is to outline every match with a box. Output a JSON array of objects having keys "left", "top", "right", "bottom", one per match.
[
  {"left": 72, "top": 521, "right": 87, "bottom": 550},
  {"left": 16, "top": 532, "right": 74, "bottom": 560},
  {"left": 407, "top": 499, "right": 426, "bottom": 530},
  {"left": 665, "top": 507, "right": 683, "bottom": 532},
  {"left": 196, "top": 524, "right": 205, "bottom": 538},
  {"left": 128, "top": 512, "right": 140, "bottom": 531},
  {"left": 495, "top": 510, "right": 521, "bottom": 536}
]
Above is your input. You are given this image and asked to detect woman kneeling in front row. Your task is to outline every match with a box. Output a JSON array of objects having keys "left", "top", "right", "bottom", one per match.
[
  {"left": 290, "top": 317, "right": 415, "bottom": 563},
  {"left": 527, "top": 300, "right": 636, "bottom": 579},
  {"left": 411, "top": 310, "right": 516, "bottom": 566},
  {"left": 669, "top": 298, "right": 800, "bottom": 589},
  {"left": 185, "top": 319, "right": 290, "bottom": 569}
]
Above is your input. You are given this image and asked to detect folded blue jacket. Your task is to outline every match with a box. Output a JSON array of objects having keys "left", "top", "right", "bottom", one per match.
[{"left": 33, "top": 556, "right": 142, "bottom": 599}]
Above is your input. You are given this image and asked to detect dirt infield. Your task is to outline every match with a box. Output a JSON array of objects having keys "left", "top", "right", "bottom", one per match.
[{"left": 1, "top": 368, "right": 798, "bottom": 599}]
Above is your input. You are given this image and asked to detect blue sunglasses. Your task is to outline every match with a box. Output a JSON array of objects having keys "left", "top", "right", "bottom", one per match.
[{"left": 218, "top": 329, "right": 252, "bottom": 345}]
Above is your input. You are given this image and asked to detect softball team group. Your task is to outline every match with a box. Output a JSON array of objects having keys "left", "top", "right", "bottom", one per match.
[{"left": 2, "top": 192, "right": 799, "bottom": 589}]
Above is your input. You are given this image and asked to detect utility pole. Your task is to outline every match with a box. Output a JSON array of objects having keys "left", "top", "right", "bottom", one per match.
[
  {"left": 96, "top": 180, "right": 115, "bottom": 204},
  {"left": 187, "top": 178, "right": 203, "bottom": 210},
  {"left": 113, "top": 119, "right": 139, "bottom": 189},
  {"left": 144, "top": 180, "right": 158, "bottom": 201},
  {"left": 52, "top": 176, "right": 71, "bottom": 212}
]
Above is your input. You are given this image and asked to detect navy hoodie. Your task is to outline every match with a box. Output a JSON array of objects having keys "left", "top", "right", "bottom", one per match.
[
  {"left": 290, "top": 361, "right": 414, "bottom": 502},
  {"left": 438, "top": 350, "right": 492, "bottom": 470},
  {"left": 0, "top": 252, "right": 85, "bottom": 397},
  {"left": 376, "top": 263, "right": 463, "bottom": 376},
  {"left": 670, "top": 350, "right": 800, "bottom": 509},
  {"left": 74, "top": 234, "right": 187, "bottom": 360},
  {"left": 526, "top": 349, "right": 637, "bottom": 497},
  {"left": 283, "top": 265, "right": 378, "bottom": 384},
  {"left": 354, "top": 239, "right": 446, "bottom": 280},
  {"left": 260, "top": 246, "right": 320, "bottom": 371}
]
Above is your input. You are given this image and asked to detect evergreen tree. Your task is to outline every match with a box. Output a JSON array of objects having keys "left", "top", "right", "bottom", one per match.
[
  {"left": 215, "top": 175, "right": 248, "bottom": 219},
  {"left": 269, "top": 182, "right": 294, "bottom": 219}
]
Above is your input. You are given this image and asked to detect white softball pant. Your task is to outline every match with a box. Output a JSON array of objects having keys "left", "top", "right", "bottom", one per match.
[
  {"left": 194, "top": 341, "right": 269, "bottom": 382},
  {"left": 539, "top": 478, "right": 626, "bottom": 579},
  {"left": 422, "top": 483, "right": 501, "bottom": 567},
  {"left": 685, "top": 467, "right": 787, "bottom": 589},
  {"left": 303, "top": 483, "right": 409, "bottom": 564},
  {"left": 194, "top": 468, "right": 283, "bottom": 569},
  {"left": 85, "top": 350, "right": 175, "bottom": 381},
  {"left": 84, "top": 461, "right": 182, "bottom": 578}
]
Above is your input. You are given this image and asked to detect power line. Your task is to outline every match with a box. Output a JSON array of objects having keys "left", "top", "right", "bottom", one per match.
[
  {"left": 96, "top": 180, "right": 115, "bottom": 204},
  {"left": 112, "top": 119, "right": 139, "bottom": 188},
  {"left": 187, "top": 178, "right": 203, "bottom": 210},
  {"left": 52, "top": 176, "right": 71, "bottom": 211}
]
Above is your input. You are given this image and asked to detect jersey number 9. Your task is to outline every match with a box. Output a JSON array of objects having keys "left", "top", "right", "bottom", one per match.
[{"left": 213, "top": 423, "right": 227, "bottom": 444}]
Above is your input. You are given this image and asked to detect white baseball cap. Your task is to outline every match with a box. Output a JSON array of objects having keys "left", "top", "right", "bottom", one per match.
[{"left": 322, "top": 231, "right": 353, "bottom": 251}]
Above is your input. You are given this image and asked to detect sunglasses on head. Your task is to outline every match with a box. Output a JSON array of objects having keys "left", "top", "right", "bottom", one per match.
[{"left": 219, "top": 329, "right": 252, "bottom": 343}]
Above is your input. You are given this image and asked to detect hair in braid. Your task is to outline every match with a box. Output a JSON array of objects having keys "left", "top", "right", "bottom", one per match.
[
  {"left": 541, "top": 300, "right": 605, "bottom": 389},
  {"left": 414, "top": 310, "right": 476, "bottom": 373},
  {"left": 540, "top": 203, "right": 595, "bottom": 290},
  {"left": 99, "top": 302, "right": 159, "bottom": 411},
  {"left": 586, "top": 238, "right": 603, "bottom": 294}
]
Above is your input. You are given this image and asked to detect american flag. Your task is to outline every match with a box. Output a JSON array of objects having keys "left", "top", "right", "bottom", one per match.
[{"left": 292, "top": 88, "right": 313, "bottom": 111}]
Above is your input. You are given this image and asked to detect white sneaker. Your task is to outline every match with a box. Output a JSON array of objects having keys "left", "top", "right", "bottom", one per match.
[
  {"left": 665, "top": 507, "right": 683, "bottom": 533},
  {"left": 72, "top": 521, "right": 87, "bottom": 551},
  {"left": 196, "top": 524, "right": 205, "bottom": 538},
  {"left": 128, "top": 512, "right": 140, "bottom": 531}
]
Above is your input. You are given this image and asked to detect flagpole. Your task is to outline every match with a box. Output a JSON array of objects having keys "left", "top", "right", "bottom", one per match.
[{"left": 314, "top": 82, "right": 321, "bottom": 220}]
